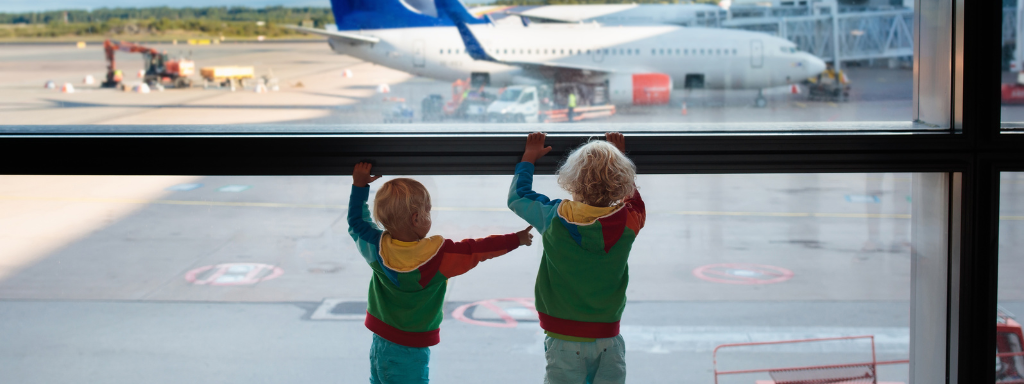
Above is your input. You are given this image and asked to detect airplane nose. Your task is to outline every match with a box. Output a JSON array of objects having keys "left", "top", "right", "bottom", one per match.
[{"left": 806, "top": 55, "right": 827, "bottom": 76}]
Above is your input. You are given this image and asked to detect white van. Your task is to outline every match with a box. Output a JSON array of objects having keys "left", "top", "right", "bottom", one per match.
[{"left": 487, "top": 86, "right": 539, "bottom": 123}]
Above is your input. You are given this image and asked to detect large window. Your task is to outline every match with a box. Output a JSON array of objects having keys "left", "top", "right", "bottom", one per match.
[
  {"left": 0, "top": 173, "right": 922, "bottom": 383},
  {"left": 0, "top": 0, "right": 924, "bottom": 132},
  {"left": 998, "top": 172, "right": 1024, "bottom": 384}
]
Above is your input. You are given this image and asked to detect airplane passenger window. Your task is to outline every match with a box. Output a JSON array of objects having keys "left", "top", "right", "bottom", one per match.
[{"left": 0, "top": 0, "right": 925, "bottom": 133}]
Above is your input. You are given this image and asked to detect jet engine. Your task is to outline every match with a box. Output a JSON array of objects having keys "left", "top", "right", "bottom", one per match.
[{"left": 608, "top": 73, "right": 672, "bottom": 105}]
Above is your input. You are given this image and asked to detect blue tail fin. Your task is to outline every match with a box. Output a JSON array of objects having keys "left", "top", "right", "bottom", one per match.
[
  {"left": 331, "top": 0, "right": 449, "bottom": 30},
  {"left": 434, "top": 0, "right": 494, "bottom": 61},
  {"left": 433, "top": 0, "right": 491, "bottom": 26}
]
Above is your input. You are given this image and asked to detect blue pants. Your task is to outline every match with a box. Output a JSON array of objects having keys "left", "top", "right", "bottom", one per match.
[
  {"left": 369, "top": 334, "right": 430, "bottom": 384},
  {"left": 544, "top": 335, "right": 626, "bottom": 384}
]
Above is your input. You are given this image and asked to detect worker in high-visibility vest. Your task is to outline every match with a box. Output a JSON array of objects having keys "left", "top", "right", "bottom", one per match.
[
  {"left": 814, "top": 63, "right": 849, "bottom": 86},
  {"left": 567, "top": 92, "right": 577, "bottom": 123}
]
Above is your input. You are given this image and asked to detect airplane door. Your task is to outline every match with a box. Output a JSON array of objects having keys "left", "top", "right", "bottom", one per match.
[
  {"left": 413, "top": 40, "right": 426, "bottom": 68},
  {"left": 750, "top": 40, "right": 763, "bottom": 69}
]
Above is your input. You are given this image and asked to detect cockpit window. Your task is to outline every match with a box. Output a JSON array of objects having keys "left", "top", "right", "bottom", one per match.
[{"left": 780, "top": 46, "right": 798, "bottom": 54}]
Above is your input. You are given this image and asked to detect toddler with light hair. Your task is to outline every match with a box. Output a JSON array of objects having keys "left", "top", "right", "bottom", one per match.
[
  {"left": 348, "top": 163, "right": 533, "bottom": 384},
  {"left": 508, "top": 132, "right": 646, "bottom": 384}
]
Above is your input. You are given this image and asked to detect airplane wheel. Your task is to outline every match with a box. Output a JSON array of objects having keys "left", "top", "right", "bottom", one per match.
[{"left": 755, "top": 95, "right": 768, "bottom": 108}]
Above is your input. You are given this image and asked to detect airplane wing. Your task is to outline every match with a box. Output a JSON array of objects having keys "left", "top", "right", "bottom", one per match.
[
  {"left": 502, "top": 12, "right": 575, "bottom": 24},
  {"left": 436, "top": 0, "right": 612, "bottom": 75},
  {"left": 499, "top": 59, "right": 611, "bottom": 74},
  {"left": 284, "top": 25, "right": 381, "bottom": 44}
]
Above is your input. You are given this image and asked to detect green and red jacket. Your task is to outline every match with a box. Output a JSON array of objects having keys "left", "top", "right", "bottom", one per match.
[
  {"left": 348, "top": 185, "right": 521, "bottom": 348},
  {"left": 507, "top": 162, "right": 646, "bottom": 339}
]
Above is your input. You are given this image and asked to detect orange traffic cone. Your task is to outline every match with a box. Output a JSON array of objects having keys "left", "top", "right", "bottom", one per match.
[
  {"left": 790, "top": 84, "right": 800, "bottom": 94},
  {"left": 680, "top": 102, "right": 688, "bottom": 116},
  {"left": 61, "top": 83, "right": 75, "bottom": 93}
]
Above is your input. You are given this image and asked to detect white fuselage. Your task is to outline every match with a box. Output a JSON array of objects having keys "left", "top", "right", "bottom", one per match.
[{"left": 328, "top": 23, "right": 825, "bottom": 90}]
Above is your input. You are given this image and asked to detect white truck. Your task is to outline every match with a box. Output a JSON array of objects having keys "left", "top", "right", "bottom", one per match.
[{"left": 487, "top": 85, "right": 540, "bottom": 123}]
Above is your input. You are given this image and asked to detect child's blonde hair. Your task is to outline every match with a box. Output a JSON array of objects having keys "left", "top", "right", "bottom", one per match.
[
  {"left": 557, "top": 140, "right": 637, "bottom": 207},
  {"left": 373, "top": 178, "right": 431, "bottom": 233}
]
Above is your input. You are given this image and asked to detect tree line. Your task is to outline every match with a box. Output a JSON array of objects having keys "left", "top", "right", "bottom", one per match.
[{"left": 0, "top": 6, "right": 334, "bottom": 39}]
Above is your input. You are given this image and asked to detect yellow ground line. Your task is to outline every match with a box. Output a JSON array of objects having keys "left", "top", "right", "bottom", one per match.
[
  {"left": 671, "top": 211, "right": 910, "bottom": 219},
  {"left": 1, "top": 195, "right": 1022, "bottom": 220},
  {"left": 0, "top": 195, "right": 348, "bottom": 209},
  {"left": 432, "top": 206, "right": 508, "bottom": 212}
]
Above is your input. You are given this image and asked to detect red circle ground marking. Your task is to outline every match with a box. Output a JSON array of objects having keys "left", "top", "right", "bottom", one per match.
[
  {"left": 692, "top": 263, "right": 793, "bottom": 285},
  {"left": 185, "top": 263, "right": 284, "bottom": 286},
  {"left": 451, "top": 298, "right": 537, "bottom": 328}
]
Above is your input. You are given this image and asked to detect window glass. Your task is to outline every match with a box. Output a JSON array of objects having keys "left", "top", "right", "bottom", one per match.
[
  {"left": 1005, "top": 2, "right": 1024, "bottom": 130},
  {"left": 0, "top": 173, "right": 917, "bottom": 382},
  {"left": 0, "top": 2, "right": 920, "bottom": 132},
  {"left": 999, "top": 172, "right": 1024, "bottom": 383},
  {"left": 498, "top": 88, "right": 522, "bottom": 102}
]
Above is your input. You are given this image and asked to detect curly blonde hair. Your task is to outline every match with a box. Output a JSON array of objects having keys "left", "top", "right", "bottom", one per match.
[
  {"left": 373, "top": 178, "right": 431, "bottom": 233},
  {"left": 557, "top": 140, "right": 637, "bottom": 207}
]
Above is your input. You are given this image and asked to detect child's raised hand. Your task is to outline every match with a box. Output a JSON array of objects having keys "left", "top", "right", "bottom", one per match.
[
  {"left": 352, "top": 162, "right": 381, "bottom": 187},
  {"left": 522, "top": 132, "right": 552, "bottom": 164},
  {"left": 605, "top": 132, "right": 625, "bottom": 153},
  {"left": 516, "top": 226, "right": 534, "bottom": 246}
]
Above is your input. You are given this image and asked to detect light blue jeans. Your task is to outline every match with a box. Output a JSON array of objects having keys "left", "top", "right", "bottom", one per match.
[
  {"left": 544, "top": 335, "right": 626, "bottom": 384},
  {"left": 369, "top": 334, "right": 430, "bottom": 384}
]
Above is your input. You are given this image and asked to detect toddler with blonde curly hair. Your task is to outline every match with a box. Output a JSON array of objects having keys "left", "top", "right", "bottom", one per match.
[
  {"left": 507, "top": 132, "right": 646, "bottom": 384},
  {"left": 349, "top": 163, "right": 533, "bottom": 384}
]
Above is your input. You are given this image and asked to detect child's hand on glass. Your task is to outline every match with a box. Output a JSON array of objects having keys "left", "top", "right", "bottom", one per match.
[
  {"left": 522, "top": 132, "right": 552, "bottom": 164},
  {"left": 352, "top": 162, "right": 382, "bottom": 187},
  {"left": 517, "top": 226, "right": 534, "bottom": 246},
  {"left": 606, "top": 132, "right": 625, "bottom": 153}
]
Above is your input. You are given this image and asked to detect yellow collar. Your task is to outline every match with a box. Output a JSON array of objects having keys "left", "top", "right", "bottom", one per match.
[
  {"left": 378, "top": 233, "right": 445, "bottom": 272},
  {"left": 557, "top": 200, "right": 621, "bottom": 225}
]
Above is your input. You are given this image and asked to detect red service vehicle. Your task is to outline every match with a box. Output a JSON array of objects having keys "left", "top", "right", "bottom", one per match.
[
  {"left": 102, "top": 40, "right": 194, "bottom": 89},
  {"left": 1001, "top": 73, "right": 1024, "bottom": 104},
  {"left": 997, "top": 307, "right": 1024, "bottom": 383}
]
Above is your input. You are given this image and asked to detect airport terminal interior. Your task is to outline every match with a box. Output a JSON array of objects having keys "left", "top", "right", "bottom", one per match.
[{"left": 0, "top": 0, "right": 1021, "bottom": 383}]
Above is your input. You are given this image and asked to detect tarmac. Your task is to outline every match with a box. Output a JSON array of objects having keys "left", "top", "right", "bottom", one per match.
[{"left": 1, "top": 42, "right": 1023, "bottom": 383}]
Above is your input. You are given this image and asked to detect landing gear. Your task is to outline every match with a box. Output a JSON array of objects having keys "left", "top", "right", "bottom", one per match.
[{"left": 755, "top": 89, "right": 767, "bottom": 108}]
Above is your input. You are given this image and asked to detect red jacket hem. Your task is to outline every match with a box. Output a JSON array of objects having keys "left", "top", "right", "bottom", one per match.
[
  {"left": 365, "top": 312, "right": 440, "bottom": 348},
  {"left": 538, "top": 312, "right": 621, "bottom": 339}
]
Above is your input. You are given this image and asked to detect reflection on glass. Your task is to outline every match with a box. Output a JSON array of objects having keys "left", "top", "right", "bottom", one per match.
[
  {"left": 0, "top": 1, "right": 916, "bottom": 130},
  {"left": 0, "top": 173, "right": 916, "bottom": 383},
  {"left": 999, "top": 172, "right": 1024, "bottom": 383}
]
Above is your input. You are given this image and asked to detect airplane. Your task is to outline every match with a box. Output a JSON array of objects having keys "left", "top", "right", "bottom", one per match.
[{"left": 291, "top": 0, "right": 826, "bottom": 107}]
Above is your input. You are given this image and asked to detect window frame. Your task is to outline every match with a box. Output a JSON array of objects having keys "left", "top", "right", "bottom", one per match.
[{"left": 0, "top": 0, "right": 1017, "bottom": 382}]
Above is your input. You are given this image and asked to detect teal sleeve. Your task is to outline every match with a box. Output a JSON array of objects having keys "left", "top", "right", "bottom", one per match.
[
  {"left": 347, "top": 185, "right": 383, "bottom": 265},
  {"left": 507, "top": 162, "right": 561, "bottom": 233}
]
